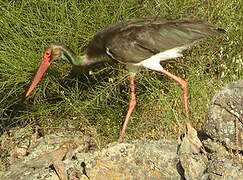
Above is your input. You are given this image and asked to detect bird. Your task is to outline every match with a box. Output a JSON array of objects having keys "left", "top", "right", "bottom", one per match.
[{"left": 26, "top": 18, "right": 225, "bottom": 142}]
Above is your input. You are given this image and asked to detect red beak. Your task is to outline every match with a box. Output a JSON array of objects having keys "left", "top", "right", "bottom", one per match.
[{"left": 26, "top": 50, "right": 51, "bottom": 97}]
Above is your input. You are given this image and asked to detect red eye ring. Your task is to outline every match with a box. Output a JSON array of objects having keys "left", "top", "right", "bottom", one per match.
[{"left": 44, "top": 49, "right": 51, "bottom": 58}]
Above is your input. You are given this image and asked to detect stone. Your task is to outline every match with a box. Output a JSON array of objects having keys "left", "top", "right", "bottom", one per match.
[
  {"left": 204, "top": 80, "right": 243, "bottom": 151},
  {"left": 207, "top": 156, "right": 243, "bottom": 180}
]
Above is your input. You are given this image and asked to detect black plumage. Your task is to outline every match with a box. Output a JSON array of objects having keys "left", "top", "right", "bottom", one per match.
[{"left": 86, "top": 18, "right": 225, "bottom": 64}]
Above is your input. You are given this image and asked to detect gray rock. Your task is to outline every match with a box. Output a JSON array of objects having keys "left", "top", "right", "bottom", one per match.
[
  {"left": 0, "top": 129, "right": 242, "bottom": 180},
  {"left": 179, "top": 153, "right": 208, "bottom": 180},
  {"left": 204, "top": 80, "right": 243, "bottom": 151},
  {"left": 207, "top": 156, "right": 243, "bottom": 180},
  {"left": 0, "top": 133, "right": 182, "bottom": 180},
  {"left": 202, "top": 138, "right": 243, "bottom": 180},
  {"left": 178, "top": 122, "right": 208, "bottom": 180},
  {"left": 78, "top": 139, "right": 182, "bottom": 180}
]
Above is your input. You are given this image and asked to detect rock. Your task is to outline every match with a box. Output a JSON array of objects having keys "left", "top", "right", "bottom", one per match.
[
  {"left": 204, "top": 80, "right": 243, "bottom": 151},
  {"left": 0, "top": 129, "right": 92, "bottom": 180},
  {"left": 0, "top": 129, "right": 242, "bottom": 180},
  {"left": 78, "top": 139, "right": 182, "bottom": 180},
  {"left": 0, "top": 123, "right": 207, "bottom": 180},
  {"left": 202, "top": 138, "right": 243, "bottom": 180},
  {"left": 0, "top": 132, "right": 182, "bottom": 180},
  {"left": 179, "top": 153, "right": 208, "bottom": 180},
  {"left": 207, "top": 156, "right": 243, "bottom": 180},
  {"left": 178, "top": 122, "right": 208, "bottom": 180},
  {"left": 202, "top": 138, "right": 231, "bottom": 159}
]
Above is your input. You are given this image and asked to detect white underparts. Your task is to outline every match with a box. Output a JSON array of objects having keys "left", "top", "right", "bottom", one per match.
[{"left": 135, "top": 46, "right": 187, "bottom": 72}]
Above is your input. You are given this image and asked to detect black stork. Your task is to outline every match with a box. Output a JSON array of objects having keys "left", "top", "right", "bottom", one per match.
[{"left": 26, "top": 18, "right": 225, "bottom": 142}]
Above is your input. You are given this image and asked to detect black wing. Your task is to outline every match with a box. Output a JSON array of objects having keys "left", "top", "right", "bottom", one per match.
[{"left": 86, "top": 18, "right": 225, "bottom": 64}]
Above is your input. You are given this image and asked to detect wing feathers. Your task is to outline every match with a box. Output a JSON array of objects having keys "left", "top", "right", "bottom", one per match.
[{"left": 86, "top": 18, "right": 225, "bottom": 64}]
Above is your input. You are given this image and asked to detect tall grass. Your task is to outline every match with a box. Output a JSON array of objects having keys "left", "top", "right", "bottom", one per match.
[{"left": 0, "top": 0, "right": 242, "bottom": 146}]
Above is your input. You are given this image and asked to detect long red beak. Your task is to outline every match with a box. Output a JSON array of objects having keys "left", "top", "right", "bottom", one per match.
[{"left": 26, "top": 50, "right": 51, "bottom": 97}]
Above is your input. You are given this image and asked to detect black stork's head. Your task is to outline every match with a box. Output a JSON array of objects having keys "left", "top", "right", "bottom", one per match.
[{"left": 26, "top": 43, "right": 87, "bottom": 97}]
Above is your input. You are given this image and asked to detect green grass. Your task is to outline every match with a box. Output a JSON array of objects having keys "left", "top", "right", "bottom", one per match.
[{"left": 0, "top": 0, "right": 242, "bottom": 146}]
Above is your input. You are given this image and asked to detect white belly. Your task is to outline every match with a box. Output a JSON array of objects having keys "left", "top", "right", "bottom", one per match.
[{"left": 135, "top": 46, "right": 187, "bottom": 71}]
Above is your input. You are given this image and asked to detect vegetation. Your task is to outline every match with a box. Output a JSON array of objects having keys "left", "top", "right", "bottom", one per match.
[{"left": 0, "top": 0, "right": 242, "bottom": 147}]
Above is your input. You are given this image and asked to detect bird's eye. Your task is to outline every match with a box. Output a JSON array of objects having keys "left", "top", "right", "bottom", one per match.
[{"left": 44, "top": 50, "right": 51, "bottom": 58}]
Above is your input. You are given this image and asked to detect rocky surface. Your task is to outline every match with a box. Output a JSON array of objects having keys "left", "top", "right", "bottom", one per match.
[
  {"left": 0, "top": 80, "right": 242, "bottom": 180},
  {"left": 204, "top": 80, "right": 243, "bottom": 151},
  {"left": 0, "top": 130, "right": 242, "bottom": 180},
  {"left": 1, "top": 130, "right": 183, "bottom": 180}
]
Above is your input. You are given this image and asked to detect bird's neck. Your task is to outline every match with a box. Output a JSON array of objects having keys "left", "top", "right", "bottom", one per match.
[
  {"left": 72, "top": 55, "right": 90, "bottom": 66},
  {"left": 60, "top": 47, "right": 91, "bottom": 66}
]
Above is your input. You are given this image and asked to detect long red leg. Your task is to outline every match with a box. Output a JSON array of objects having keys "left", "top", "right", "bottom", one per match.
[
  {"left": 160, "top": 68, "right": 205, "bottom": 152},
  {"left": 161, "top": 68, "right": 189, "bottom": 118},
  {"left": 118, "top": 75, "right": 136, "bottom": 142}
]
